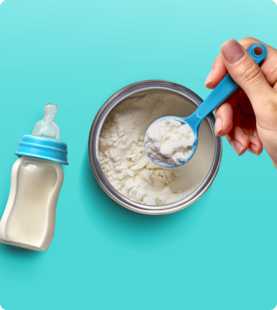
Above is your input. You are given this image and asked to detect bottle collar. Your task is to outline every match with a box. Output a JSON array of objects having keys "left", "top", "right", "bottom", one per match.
[{"left": 15, "top": 135, "right": 68, "bottom": 165}]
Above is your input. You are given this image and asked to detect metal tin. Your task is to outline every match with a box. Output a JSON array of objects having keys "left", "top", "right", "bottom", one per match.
[{"left": 88, "top": 80, "right": 222, "bottom": 215}]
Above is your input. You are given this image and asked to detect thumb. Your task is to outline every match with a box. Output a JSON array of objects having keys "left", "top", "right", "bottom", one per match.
[{"left": 220, "top": 39, "right": 274, "bottom": 114}]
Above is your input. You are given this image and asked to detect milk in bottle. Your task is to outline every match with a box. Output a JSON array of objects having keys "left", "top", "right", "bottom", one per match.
[{"left": 0, "top": 104, "right": 68, "bottom": 251}]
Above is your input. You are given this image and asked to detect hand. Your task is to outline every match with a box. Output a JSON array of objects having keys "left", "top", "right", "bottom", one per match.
[{"left": 205, "top": 37, "right": 277, "bottom": 169}]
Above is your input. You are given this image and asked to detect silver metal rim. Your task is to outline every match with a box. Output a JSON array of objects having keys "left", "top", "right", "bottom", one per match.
[{"left": 88, "top": 80, "right": 222, "bottom": 215}]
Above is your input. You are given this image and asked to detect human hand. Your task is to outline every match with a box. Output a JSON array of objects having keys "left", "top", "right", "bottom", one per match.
[{"left": 205, "top": 37, "right": 277, "bottom": 168}]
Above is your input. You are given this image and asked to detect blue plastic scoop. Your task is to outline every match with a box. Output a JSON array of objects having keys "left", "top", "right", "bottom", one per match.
[{"left": 144, "top": 43, "right": 267, "bottom": 168}]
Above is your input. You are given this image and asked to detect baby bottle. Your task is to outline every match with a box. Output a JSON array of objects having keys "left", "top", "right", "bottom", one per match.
[{"left": 0, "top": 104, "right": 68, "bottom": 251}]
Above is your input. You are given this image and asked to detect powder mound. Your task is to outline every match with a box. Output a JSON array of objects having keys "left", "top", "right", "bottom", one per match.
[
  {"left": 99, "top": 94, "right": 193, "bottom": 206},
  {"left": 145, "top": 118, "right": 195, "bottom": 166}
]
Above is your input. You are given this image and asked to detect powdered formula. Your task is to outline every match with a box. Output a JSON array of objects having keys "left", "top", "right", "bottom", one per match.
[
  {"left": 99, "top": 94, "right": 201, "bottom": 205},
  {"left": 145, "top": 118, "right": 195, "bottom": 166}
]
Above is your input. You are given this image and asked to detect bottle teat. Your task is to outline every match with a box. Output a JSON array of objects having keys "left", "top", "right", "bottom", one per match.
[{"left": 32, "top": 104, "right": 60, "bottom": 140}]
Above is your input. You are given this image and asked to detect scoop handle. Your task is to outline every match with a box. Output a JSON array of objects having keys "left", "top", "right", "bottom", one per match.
[{"left": 187, "top": 43, "right": 267, "bottom": 128}]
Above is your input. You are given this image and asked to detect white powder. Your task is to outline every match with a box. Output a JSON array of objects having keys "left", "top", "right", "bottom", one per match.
[
  {"left": 99, "top": 94, "right": 197, "bottom": 206},
  {"left": 145, "top": 118, "right": 195, "bottom": 166}
]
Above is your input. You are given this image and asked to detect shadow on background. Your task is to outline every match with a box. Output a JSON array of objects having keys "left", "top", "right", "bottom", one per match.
[
  {"left": 80, "top": 152, "right": 210, "bottom": 250},
  {"left": 0, "top": 241, "right": 43, "bottom": 276},
  {"left": 0, "top": 243, "right": 46, "bottom": 278},
  {"left": 0, "top": 242, "right": 38, "bottom": 257}
]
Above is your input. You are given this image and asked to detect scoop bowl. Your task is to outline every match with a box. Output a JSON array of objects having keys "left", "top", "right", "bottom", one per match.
[{"left": 144, "top": 116, "right": 198, "bottom": 168}]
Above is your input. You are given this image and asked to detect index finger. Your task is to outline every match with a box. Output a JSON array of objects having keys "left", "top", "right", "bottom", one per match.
[{"left": 205, "top": 37, "right": 277, "bottom": 89}]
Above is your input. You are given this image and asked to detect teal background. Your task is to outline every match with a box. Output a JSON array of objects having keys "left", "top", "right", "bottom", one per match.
[{"left": 0, "top": 0, "right": 276, "bottom": 309}]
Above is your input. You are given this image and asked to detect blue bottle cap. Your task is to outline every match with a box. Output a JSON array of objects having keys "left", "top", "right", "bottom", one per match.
[{"left": 15, "top": 135, "right": 68, "bottom": 165}]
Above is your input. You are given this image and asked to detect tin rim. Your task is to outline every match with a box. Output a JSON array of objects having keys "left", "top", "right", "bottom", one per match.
[{"left": 88, "top": 80, "right": 222, "bottom": 215}]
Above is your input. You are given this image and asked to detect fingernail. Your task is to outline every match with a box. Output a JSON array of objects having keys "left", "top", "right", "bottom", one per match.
[
  {"left": 231, "top": 140, "right": 244, "bottom": 155},
  {"left": 215, "top": 118, "right": 223, "bottom": 135},
  {"left": 205, "top": 69, "right": 214, "bottom": 86},
  {"left": 221, "top": 39, "right": 245, "bottom": 64},
  {"left": 248, "top": 144, "right": 259, "bottom": 155}
]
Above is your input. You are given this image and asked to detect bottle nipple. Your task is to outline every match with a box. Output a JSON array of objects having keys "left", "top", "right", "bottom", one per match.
[{"left": 32, "top": 104, "right": 60, "bottom": 140}]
